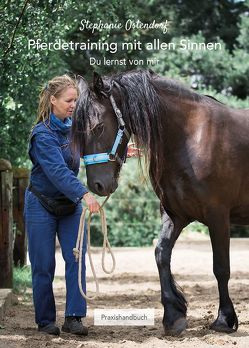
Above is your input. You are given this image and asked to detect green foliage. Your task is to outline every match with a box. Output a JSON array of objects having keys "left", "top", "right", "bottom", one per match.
[
  {"left": 0, "top": 1, "right": 69, "bottom": 165},
  {"left": 237, "top": 10, "right": 249, "bottom": 50},
  {"left": 184, "top": 221, "right": 209, "bottom": 235},
  {"left": 159, "top": 0, "right": 248, "bottom": 50},
  {"left": 13, "top": 266, "right": 32, "bottom": 293},
  {"left": 227, "top": 11, "right": 249, "bottom": 99}
]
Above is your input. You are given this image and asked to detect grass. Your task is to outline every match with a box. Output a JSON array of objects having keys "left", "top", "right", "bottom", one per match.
[{"left": 13, "top": 265, "right": 32, "bottom": 293}]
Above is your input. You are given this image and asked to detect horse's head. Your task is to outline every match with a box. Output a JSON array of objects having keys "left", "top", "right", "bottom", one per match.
[{"left": 73, "top": 73, "right": 131, "bottom": 196}]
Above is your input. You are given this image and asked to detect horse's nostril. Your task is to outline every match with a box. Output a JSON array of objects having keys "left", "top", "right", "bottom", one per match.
[{"left": 95, "top": 182, "right": 104, "bottom": 194}]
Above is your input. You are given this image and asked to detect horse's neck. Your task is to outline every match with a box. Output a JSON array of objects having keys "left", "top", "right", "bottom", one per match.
[{"left": 160, "top": 94, "right": 202, "bottom": 137}]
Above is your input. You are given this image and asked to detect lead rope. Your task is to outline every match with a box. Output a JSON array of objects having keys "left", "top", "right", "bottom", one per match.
[{"left": 73, "top": 196, "right": 116, "bottom": 301}]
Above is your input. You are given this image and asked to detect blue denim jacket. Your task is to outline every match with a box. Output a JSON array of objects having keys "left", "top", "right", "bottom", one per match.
[{"left": 29, "top": 120, "right": 88, "bottom": 203}]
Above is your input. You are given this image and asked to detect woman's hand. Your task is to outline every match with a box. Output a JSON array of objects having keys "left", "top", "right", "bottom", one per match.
[
  {"left": 83, "top": 192, "right": 101, "bottom": 213},
  {"left": 127, "top": 143, "right": 143, "bottom": 158}
]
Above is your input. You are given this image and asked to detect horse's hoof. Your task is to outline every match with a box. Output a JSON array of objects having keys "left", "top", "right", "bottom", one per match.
[
  {"left": 210, "top": 319, "right": 238, "bottom": 333},
  {"left": 164, "top": 317, "right": 187, "bottom": 336}
]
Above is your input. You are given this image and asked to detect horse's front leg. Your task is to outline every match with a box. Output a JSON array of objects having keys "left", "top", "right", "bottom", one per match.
[
  {"left": 155, "top": 209, "right": 188, "bottom": 336},
  {"left": 207, "top": 208, "right": 238, "bottom": 333}
]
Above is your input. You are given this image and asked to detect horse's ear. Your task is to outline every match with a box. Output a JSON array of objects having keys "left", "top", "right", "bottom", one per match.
[
  {"left": 93, "top": 71, "right": 104, "bottom": 94},
  {"left": 77, "top": 75, "right": 88, "bottom": 95}
]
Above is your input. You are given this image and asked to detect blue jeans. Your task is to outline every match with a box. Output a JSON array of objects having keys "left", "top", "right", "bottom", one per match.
[{"left": 24, "top": 189, "right": 87, "bottom": 326}]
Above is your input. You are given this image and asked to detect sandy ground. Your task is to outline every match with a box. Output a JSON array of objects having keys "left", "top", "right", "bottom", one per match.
[{"left": 1, "top": 233, "right": 249, "bottom": 348}]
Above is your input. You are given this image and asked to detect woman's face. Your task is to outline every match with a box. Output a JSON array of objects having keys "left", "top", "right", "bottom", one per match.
[{"left": 50, "top": 87, "right": 78, "bottom": 120}]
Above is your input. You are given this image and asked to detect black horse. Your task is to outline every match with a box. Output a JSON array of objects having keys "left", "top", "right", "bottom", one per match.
[{"left": 72, "top": 69, "right": 249, "bottom": 336}]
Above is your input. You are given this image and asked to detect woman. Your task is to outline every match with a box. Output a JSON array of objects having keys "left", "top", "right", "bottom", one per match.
[{"left": 24, "top": 75, "right": 100, "bottom": 336}]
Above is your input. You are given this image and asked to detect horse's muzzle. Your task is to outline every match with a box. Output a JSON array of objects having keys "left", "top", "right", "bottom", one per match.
[{"left": 90, "top": 178, "right": 118, "bottom": 196}]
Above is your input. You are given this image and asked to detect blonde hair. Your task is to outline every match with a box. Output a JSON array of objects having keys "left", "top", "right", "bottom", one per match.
[{"left": 35, "top": 74, "right": 79, "bottom": 125}]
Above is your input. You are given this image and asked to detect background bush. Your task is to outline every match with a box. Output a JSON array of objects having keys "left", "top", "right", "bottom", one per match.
[{"left": 13, "top": 266, "right": 32, "bottom": 293}]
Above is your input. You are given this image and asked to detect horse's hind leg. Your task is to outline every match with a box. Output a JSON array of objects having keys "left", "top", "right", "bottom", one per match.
[
  {"left": 207, "top": 208, "right": 238, "bottom": 333},
  {"left": 155, "top": 209, "right": 188, "bottom": 336}
]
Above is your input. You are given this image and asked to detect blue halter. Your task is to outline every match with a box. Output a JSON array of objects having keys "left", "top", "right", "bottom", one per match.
[{"left": 83, "top": 94, "right": 130, "bottom": 166}]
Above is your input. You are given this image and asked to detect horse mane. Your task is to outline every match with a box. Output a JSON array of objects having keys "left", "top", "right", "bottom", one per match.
[
  {"left": 71, "top": 79, "right": 102, "bottom": 156},
  {"left": 107, "top": 69, "right": 166, "bottom": 192}
]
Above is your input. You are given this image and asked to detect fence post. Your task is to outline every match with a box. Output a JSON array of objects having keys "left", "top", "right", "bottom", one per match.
[
  {"left": 13, "top": 168, "right": 29, "bottom": 267},
  {"left": 0, "top": 159, "right": 13, "bottom": 288}
]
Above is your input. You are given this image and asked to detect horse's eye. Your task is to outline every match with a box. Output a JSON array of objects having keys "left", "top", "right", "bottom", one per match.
[{"left": 92, "top": 123, "right": 104, "bottom": 137}]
